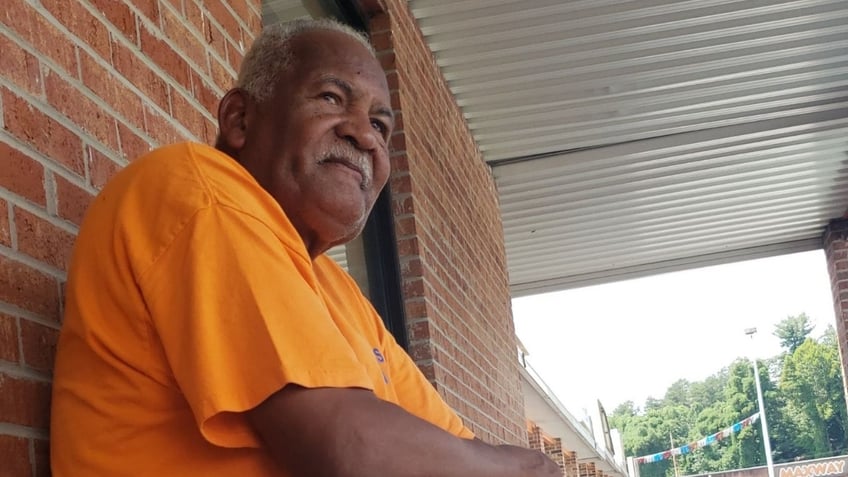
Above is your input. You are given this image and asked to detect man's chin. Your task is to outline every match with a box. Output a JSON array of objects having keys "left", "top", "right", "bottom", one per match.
[{"left": 319, "top": 216, "right": 367, "bottom": 248}]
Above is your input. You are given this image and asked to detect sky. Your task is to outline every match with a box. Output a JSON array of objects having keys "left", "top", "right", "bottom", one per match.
[{"left": 512, "top": 249, "right": 837, "bottom": 418}]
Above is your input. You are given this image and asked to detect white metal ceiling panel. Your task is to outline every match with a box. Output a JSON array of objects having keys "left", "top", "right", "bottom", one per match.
[
  {"left": 262, "top": 0, "right": 313, "bottom": 24},
  {"left": 409, "top": 0, "right": 848, "bottom": 296}
]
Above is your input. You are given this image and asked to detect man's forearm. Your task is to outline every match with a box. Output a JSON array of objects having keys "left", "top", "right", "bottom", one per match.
[
  {"left": 248, "top": 386, "right": 560, "bottom": 477},
  {"left": 331, "top": 396, "right": 558, "bottom": 477}
]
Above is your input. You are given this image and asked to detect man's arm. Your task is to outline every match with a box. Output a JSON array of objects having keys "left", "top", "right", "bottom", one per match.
[{"left": 247, "top": 385, "right": 561, "bottom": 477}]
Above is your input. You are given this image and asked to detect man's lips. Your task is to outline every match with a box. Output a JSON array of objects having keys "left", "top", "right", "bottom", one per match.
[{"left": 321, "top": 157, "right": 367, "bottom": 186}]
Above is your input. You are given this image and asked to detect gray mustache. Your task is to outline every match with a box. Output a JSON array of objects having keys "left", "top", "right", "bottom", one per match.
[{"left": 320, "top": 144, "right": 372, "bottom": 187}]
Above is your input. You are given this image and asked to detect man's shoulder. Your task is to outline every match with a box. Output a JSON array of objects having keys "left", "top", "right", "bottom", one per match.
[
  {"left": 313, "top": 255, "right": 385, "bottom": 329},
  {"left": 98, "top": 142, "right": 258, "bottom": 214},
  {"left": 313, "top": 255, "right": 354, "bottom": 286},
  {"left": 125, "top": 142, "right": 234, "bottom": 188},
  {"left": 89, "top": 143, "right": 213, "bottom": 223}
]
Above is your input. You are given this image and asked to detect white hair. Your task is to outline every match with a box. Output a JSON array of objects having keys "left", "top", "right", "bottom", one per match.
[{"left": 237, "top": 18, "right": 376, "bottom": 103}]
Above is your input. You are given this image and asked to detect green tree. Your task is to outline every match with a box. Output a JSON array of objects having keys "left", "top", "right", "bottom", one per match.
[
  {"left": 774, "top": 313, "right": 814, "bottom": 353},
  {"left": 688, "top": 371, "right": 728, "bottom": 414},
  {"left": 779, "top": 327, "right": 848, "bottom": 456},
  {"left": 619, "top": 405, "right": 694, "bottom": 477},
  {"left": 611, "top": 318, "right": 848, "bottom": 476},
  {"left": 722, "top": 359, "right": 768, "bottom": 469}
]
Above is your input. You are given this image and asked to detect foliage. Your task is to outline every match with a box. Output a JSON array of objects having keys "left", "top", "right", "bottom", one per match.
[
  {"left": 610, "top": 322, "right": 848, "bottom": 477},
  {"left": 773, "top": 313, "right": 815, "bottom": 353},
  {"left": 779, "top": 326, "right": 848, "bottom": 456}
]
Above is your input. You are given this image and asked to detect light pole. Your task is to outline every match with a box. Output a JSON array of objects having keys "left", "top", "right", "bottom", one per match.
[{"left": 745, "top": 327, "right": 775, "bottom": 477}]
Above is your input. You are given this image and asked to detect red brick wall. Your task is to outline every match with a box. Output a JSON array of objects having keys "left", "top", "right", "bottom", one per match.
[
  {"left": 565, "top": 450, "right": 580, "bottom": 477},
  {"left": 529, "top": 420, "right": 573, "bottom": 476},
  {"left": 365, "top": 1, "right": 527, "bottom": 445},
  {"left": 823, "top": 219, "right": 848, "bottom": 413},
  {"left": 528, "top": 422, "right": 544, "bottom": 452},
  {"left": 0, "top": 0, "right": 260, "bottom": 474}
]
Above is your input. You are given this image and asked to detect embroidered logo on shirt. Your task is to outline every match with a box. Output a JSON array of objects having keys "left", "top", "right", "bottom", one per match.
[{"left": 372, "top": 348, "right": 389, "bottom": 383}]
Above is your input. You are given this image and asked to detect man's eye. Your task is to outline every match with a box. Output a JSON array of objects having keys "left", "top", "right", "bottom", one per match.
[
  {"left": 371, "top": 119, "right": 387, "bottom": 135},
  {"left": 321, "top": 93, "right": 340, "bottom": 104}
]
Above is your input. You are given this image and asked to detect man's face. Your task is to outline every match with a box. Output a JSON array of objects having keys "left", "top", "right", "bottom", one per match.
[{"left": 235, "top": 30, "right": 393, "bottom": 255}]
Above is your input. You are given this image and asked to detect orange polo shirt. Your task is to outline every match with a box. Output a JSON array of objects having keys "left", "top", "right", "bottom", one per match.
[{"left": 51, "top": 142, "right": 473, "bottom": 476}]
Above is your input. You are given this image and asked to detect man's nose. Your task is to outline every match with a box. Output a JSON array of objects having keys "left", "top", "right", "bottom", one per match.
[{"left": 335, "top": 113, "right": 379, "bottom": 152}]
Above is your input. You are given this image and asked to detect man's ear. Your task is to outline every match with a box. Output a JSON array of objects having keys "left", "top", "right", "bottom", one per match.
[{"left": 217, "top": 88, "right": 251, "bottom": 152}]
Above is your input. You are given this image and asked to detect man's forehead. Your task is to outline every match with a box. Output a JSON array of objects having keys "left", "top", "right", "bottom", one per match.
[
  {"left": 292, "top": 34, "right": 383, "bottom": 77},
  {"left": 291, "top": 30, "right": 373, "bottom": 65}
]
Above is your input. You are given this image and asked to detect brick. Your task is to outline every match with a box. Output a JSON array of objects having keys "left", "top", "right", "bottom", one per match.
[
  {"left": 203, "top": 19, "right": 230, "bottom": 65},
  {"left": 87, "top": 146, "right": 123, "bottom": 190},
  {"left": 0, "top": 435, "right": 31, "bottom": 477},
  {"left": 90, "top": 0, "right": 138, "bottom": 44},
  {"left": 224, "top": 0, "right": 256, "bottom": 32},
  {"left": 161, "top": 5, "right": 208, "bottom": 71},
  {"left": 390, "top": 131, "right": 405, "bottom": 151},
  {"left": 159, "top": 0, "right": 183, "bottom": 14},
  {"left": 14, "top": 207, "right": 75, "bottom": 272},
  {"left": 0, "top": 313, "right": 19, "bottom": 363},
  {"left": 79, "top": 52, "right": 145, "bottom": 129},
  {"left": 34, "top": 439, "right": 49, "bottom": 477},
  {"left": 226, "top": 40, "right": 244, "bottom": 73},
  {"left": 390, "top": 174, "right": 412, "bottom": 195},
  {"left": 396, "top": 237, "right": 419, "bottom": 257},
  {"left": 370, "top": 31, "right": 392, "bottom": 51},
  {"left": 408, "top": 341, "right": 433, "bottom": 363},
  {"left": 203, "top": 117, "right": 218, "bottom": 145},
  {"left": 385, "top": 6, "right": 526, "bottom": 441},
  {"left": 129, "top": 0, "right": 160, "bottom": 24},
  {"left": 209, "top": 53, "right": 235, "bottom": 92},
  {"left": 386, "top": 71, "right": 398, "bottom": 91},
  {"left": 404, "top": 299, "right": 427, "bottom": 320},
  {"left": 409, "top": 320, "right": 431, "bottom": 341},
  {"left": 401, "top": 257, "right": 422, "bottom": 276},
  {"left": 0, "top": 34, "right": 43, "bottom": 96},
  {"left": 169, "top": 88, "right": 206, "bottom": 138},
  {"left": 185, "top": 0, "right": 206, "bottom": 38},
  {"left": 140, "top": 23, "right": 192, "bottom": 90},
  {"left": 1, "top": 89, "right": 84, "bottom": 175},
  {"left": 394, "top": 216, "right": 416, "bottom": 238},
  {"left": 2, "top": 0, "right": 78, "bottom": 75},
  {"left": 0, "top": 255, "right": 59, "bottom": 319},
  {"left": 20, "top": 319, "right": 59, "bottom": 373},
  {"left": 55, "top": 175, "right": 93, "bottom": 226},
  {"left": 43, "top": 67, "right": 120, "bottom": 152},
  {"left": 0, "top": 372, "right": 51, "bottom": 428},
  {"left": 117, "top": 123, "right": 152, "bottom": 162},
  {"left": 378, "top": 51, "right": 396, "bottom": 71},
  {"left": 190, "top": 70, "right": 220, "bottom": 116},
  {"left": 369, "top": 13, "right": 392, "bottom": 34},
  {"left": 393, "top": 195, "right": 414, "bottom": 215},
  {"left": 402, "top": 277, "right": 425, "bottom": 298},
  {"left": 143, "top": 104, "right": 184, "bottom": 145},
  {"left": 0, "top": 143, "right": 46, "bottom": 206},
  {"left": 41, "top": 0, "right": 111, "bottom": 61},
  {"left": 0, "top": 200, "right": 8, "bottom": 248},
  {"left": 390, "top": 153, "right": 408, "bottom": 171},
  {"left": 111, "top": 42, "right": 169, "bottom": 113},
  {"left": 204, "top": 0, "right": 242, "bottom": 44}
]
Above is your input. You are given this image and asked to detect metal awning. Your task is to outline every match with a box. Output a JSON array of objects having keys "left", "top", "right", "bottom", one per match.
[{"left": 409, "top": 0, "right": 848, "bottom": 296}]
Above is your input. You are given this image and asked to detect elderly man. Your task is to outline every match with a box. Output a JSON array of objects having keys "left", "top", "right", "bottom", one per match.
[{"left": 51, "top": 18, "right": 560, "bottom": 477}]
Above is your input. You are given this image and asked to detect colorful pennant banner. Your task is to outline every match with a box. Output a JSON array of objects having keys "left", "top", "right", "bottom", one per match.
[{"left": 634, "top": 412, "right": 760, "bottom": 465}]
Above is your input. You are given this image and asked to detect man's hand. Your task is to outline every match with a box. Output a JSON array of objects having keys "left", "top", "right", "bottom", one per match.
[
  {"left": 247, "top": 385, "right": 562, "bottom": 477},
  {"left": 491, "top": 443, "right": 563, "bottom": 476}
]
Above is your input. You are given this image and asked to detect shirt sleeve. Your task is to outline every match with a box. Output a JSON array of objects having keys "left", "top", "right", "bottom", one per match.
[
  {"left": 139, "top": 205, "right": 373, "bottom": 449},
  {"left": 379, "top": 326, "right": 475, "bottom": 439}
]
